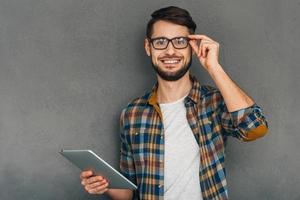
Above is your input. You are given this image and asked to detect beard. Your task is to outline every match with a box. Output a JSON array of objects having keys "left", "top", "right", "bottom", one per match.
[{"left": 151, "top": 55, "right": 192, "bottom": 81}]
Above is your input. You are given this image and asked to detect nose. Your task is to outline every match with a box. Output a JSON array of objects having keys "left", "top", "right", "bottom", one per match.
[{"left": 164, "top": 41, "right": 176, "bottom": 55}]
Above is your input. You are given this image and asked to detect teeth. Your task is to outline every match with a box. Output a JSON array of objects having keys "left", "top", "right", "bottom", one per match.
[{"left": 162, "top": 60, "right": 180, "bottom": 64}]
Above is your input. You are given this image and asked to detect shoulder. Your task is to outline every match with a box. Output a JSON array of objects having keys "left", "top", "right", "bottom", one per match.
[
  {"left": 200, "top": 84, "right": 221, "bottom": 97},
  {"left": 199, "top": 84, "right": 224, "bottom": 109},
  {"left": 120, "top": 91, "right": 151, "bottom": 120}
]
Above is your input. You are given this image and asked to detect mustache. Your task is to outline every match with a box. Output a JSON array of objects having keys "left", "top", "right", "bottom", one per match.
[{"left": 158, "top": 55, "right": 183, "bottom": 59}]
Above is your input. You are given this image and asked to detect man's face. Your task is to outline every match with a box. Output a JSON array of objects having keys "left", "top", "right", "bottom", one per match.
[{"left": 145, "top": 20, "right": 193, "bottom": 81}]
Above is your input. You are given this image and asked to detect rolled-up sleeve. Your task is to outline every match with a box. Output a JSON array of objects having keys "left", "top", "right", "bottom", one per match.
[
  {"left": 119, "top": 109, "right": 136, "bottom": 184},
  {"left": 219, "top": 97, "right": 269, "bottom": 142}
]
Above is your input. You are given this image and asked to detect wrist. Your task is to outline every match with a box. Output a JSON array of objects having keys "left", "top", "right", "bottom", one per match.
[
  {"left": 207, "top": 63, "right": 223, "bottom": 76},
  {"left": 105, "top": 188, "right": 112, "bottom": 195}
]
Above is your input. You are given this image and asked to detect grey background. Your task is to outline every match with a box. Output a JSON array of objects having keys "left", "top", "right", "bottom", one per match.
[{"left": 0, "top": 0, "right": 299, "bottom": 199}]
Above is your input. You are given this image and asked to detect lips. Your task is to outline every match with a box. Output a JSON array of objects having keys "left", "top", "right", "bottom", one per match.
[{"left": 160, "top": 58, "right": 181, "bottom": 65}]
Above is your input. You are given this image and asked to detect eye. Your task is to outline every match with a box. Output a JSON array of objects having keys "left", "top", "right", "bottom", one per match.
[
  {"left": 176, "top": 37, "right": 187, "bottom": 45},
  {"left": 154, "top": 38, "right": 167, "bottom": 45}
]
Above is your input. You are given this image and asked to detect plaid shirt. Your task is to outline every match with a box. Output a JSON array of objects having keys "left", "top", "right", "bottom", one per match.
[{"left": 119, "top": 75, "right": 268, "bottom": 200}]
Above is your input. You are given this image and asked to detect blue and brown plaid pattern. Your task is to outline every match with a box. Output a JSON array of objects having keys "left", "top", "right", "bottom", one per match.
[{"left": 119, "top": 75, "right": 268, "bottom": 200}]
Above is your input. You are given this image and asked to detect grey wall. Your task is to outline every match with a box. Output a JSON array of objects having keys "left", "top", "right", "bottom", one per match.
[{"left": 0, "top": 0, "right": 299, "bottom": 199}]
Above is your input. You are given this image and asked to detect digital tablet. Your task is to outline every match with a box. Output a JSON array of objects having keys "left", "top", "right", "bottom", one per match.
[{"left": 60, "top": 149, "right": 137, "bottom": 190}]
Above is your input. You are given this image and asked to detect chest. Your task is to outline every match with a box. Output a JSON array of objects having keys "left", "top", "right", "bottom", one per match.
[{"left": 127, "top": 104, "right": 222, "bottom": 157}]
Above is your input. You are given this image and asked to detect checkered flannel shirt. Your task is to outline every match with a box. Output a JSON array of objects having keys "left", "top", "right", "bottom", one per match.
[{"left": 119, "top": 75, "right": 268, "bottom": 200}]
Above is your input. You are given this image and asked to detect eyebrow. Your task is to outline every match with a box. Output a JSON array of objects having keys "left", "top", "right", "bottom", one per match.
[{"left": 150, "top": 36, "right": 189, "bottom": 39}]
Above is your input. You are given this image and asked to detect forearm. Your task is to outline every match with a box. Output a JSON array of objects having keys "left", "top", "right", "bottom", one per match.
[
  {"left": 208, "top": 64, "right": 255, "bottom": 112},
  {"left": 105, "top": 189, "right": 133, "bottom": 200}
]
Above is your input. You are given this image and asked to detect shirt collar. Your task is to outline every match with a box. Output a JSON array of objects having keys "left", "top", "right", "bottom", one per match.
[{"left": 147, "top": 74, "right": 201, "bottom": 106}]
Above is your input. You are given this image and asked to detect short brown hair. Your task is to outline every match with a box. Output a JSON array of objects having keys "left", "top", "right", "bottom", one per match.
[{"left": 146, "top": 6, "right": 197, "bottom": 38}]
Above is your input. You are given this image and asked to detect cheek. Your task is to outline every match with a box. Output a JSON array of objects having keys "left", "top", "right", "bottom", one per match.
[
  {"left": 183, "top": 50, "right": 192, "bottom": 62},
  {"left": 151, "top": 53, "right": 160, "bottom": 63}
]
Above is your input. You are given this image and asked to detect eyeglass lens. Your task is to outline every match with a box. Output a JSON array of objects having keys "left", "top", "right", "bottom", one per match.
[{"left": 151, "top": 37, "right": 189, "bottom": 49}]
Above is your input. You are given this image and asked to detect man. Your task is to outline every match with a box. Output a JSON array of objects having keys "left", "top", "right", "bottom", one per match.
[{"left": 80, "top": 6, "right": 268, "bottom": 200}]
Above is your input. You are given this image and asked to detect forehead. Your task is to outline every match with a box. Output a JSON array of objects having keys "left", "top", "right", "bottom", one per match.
[{"left": 151, "top": 20, "right": 190, "bottom": 38}]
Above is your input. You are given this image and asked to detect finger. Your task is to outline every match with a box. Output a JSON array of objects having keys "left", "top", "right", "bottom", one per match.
[
  {"left": 87, "top": 183, "right": 109, "bottom": 194},
  {"left": 202, "top": 43, "right": 207, "bottom": 58},
  {"left": 81, "top": 178, "right": 87, "bottom": 186},
  {"left": 198, "top": 39, "right": 207, "bottom": 58},
  {"left": 203, "top": 44, "right": 209, "bottom": 58},
  {"left": 198, "top": 40, "right": 208, "bottom": 58},
  {"left": 80, "top": 170, "right": 93, "bottom": 179},
  {"left": 188, "top": 40, "right": 199, "bottom": 54},
  {"left": 86, "top": 179, "right": 107, "bottom": 190},
  {"left": 188, "top": 34, "right": 215, "bottom": 42},
  {"left": 198, "top": 41, "right": 202, "bottom": 57},
  {"left": 87, "top": 176, "right": 104, "bottom": 184},
  {"left": 202, "top": 42, "right": 212, "bottom": 58}
]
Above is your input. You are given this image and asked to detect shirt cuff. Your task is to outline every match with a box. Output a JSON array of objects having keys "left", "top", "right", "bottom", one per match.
[{"left": 229, "top": 103, "right": 269, "bottom": 141}]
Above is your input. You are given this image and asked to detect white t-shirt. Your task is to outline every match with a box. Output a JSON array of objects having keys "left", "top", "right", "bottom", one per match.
[{"left": 159, "top": 94, "right": 203, "bottom": 200}]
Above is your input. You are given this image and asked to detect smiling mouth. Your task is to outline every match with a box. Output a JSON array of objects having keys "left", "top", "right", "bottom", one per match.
[{"left": 160, "top": 58, "right": 181, "bottom": 64}]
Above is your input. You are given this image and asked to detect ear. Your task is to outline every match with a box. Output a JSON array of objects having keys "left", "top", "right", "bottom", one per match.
[{"left": 144, "top": 38, "right": 151, "bottom": 56}]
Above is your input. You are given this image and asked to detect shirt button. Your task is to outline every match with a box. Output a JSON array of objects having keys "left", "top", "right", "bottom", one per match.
[
  {"left": 135, "top": 132, "right": 138, "bottom": 135},
  {"left": 160, "top": 135, "right": 163, "bottom": 139},
  {"left": 158, "top": 184, "right": 163, "bottom": 188}
]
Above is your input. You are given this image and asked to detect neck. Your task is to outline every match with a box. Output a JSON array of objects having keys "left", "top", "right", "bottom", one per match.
[{"left": 156, "top": 72, "right": 192, "bottom": 104}]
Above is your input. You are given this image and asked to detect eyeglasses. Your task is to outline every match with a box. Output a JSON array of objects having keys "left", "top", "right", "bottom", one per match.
[{"left": 148, "top": 36, "right": 190, "bottom": 50}]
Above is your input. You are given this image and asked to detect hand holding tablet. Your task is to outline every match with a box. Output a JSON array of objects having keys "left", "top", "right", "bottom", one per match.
[
  {"left": 80, "top": 170, "right": 109, "bottom": 194},
  {"left": 60, "top": 149, "right": 137, "bottom": 190}
]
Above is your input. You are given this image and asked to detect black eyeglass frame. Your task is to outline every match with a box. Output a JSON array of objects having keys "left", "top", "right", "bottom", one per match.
[{"left": 147, "top": 36, "right": 191, "bottom": 50}]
